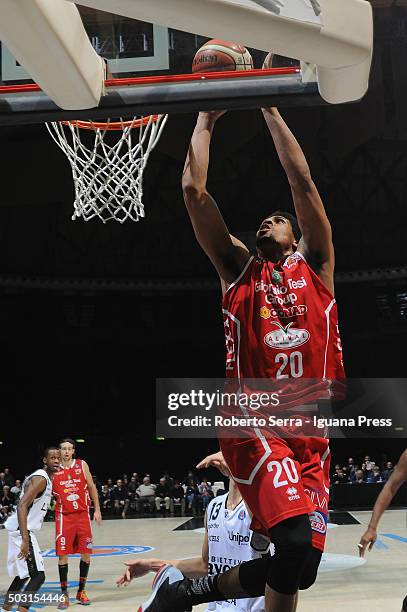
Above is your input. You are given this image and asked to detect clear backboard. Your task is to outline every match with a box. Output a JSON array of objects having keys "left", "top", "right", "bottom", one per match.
[
  {"left": 0, "top": 3, "right": 337, "bottom": 126},
  {"left": 0, "top": 5, "right": 302, "bottom": 85}
]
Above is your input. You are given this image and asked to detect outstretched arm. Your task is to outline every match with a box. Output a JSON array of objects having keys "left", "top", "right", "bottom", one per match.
[
  {"left": 182, "top": 111, "right": 250, "bottom": 285},
  {"left": 358, "top": 450, "right": 407, "bottom": 557},
  {"left": 261, "top": 91, "right": 334, "bottom": 292},
  {"left": 116, "top": 515, "right": 209, "bottom": 586}
]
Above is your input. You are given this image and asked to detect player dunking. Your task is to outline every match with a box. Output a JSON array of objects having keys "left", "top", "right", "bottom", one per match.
[
  {"left": 358, "top": 449, "right": 407, "bottom": 612},
  {"left": 139, "top": 59, "right": 344, "bottom": 612},
  {"left": 2, "top": 448, "right": 60, "bottom": 612},
  {"left": 53, "top": 438, "right": 102, "bottom": 609}
]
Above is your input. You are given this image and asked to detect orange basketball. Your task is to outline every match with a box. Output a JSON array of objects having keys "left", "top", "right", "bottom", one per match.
[{"left": 192, "top": 39, "right": 254, "bottom": 73}]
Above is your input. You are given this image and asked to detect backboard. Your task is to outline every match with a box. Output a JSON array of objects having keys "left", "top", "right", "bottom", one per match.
[
  {"left": 0, "top": 0, "right": 372, "bottom": 125},
  {"left": 0, "top": 6, "right": 300, "bottom": 85}
]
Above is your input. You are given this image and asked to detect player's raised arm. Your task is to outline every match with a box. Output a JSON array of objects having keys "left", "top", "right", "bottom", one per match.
[
  {"left": 261, "top": 61, "right": 334, "bottom": 292},
  {"left": 358, "top": 450, "right": 407, "bottom": 557},
  {"left": 182, "top": 111, "right": 250, "bottom": 284},
  {"left": 82, "top": 461, "right": 102, "bottom": 525},
  {"left": 17, "top": 476, "right": 47, "bottom": 559}
]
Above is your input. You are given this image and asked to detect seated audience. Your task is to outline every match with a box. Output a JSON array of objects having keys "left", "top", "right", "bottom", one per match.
[
  {"left": 155, "top": 477, "right": 171, "bottom": 512},
  {"left": 170, "top": 480, "right": 185, "bottom": 515},
  {"left": 136, "top": 477, "right": 156, "bottom": 512}
]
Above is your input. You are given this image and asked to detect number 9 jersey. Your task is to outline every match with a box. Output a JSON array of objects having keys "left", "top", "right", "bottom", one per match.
[{"left": 53, "top": 460, "right": 90, "bottom": 514}]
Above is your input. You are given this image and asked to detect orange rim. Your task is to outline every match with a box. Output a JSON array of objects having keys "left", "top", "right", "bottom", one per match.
[{"left": 61, "top": 115, "right": 160, "bottom": 131}]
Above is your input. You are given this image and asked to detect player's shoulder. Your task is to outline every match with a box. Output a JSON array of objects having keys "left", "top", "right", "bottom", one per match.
[
  {"left": 282, "top": 251, "right": 306, "bottom": 270},
  {"left": 24, "top": 470, "right": 49, "bottom": 492},
  {"left": 29, "top": 469, "right": 49, "bottom": 483}
]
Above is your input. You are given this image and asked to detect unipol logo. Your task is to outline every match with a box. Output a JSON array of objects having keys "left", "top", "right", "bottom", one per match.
[{"left": 264, "top": 322, "right": 310, "bottom": 349}]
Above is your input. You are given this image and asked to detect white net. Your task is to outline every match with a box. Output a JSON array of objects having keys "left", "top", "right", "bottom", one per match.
[{"left": 46, "top": 114, "right": 168, "bottom": 223}]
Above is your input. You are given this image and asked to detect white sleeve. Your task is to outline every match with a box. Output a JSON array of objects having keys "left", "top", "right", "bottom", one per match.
[{"left": 248, "top": 596, "right": 266, "bottom": 612}]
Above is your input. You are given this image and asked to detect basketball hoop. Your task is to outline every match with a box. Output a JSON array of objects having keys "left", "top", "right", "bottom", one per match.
[{"left": 46, "top": 114, "right": 168, "bottom": 223}]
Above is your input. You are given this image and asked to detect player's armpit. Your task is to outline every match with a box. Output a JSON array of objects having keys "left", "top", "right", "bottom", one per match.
[{"left": 182, "top": 187, "right": 250, "bottom": 284}]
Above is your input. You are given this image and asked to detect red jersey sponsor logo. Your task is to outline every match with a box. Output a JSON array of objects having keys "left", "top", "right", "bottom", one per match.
[
  {"left": 309, "top": 511, "right": 327, "bottom": 534},
  {"left": 286, "top": 487, "right": 301, "bottom": 501},
  {"left": 260, "top": 305, "right": 307, "bottom": 320},
  {"left": 264, "top": 322, "right": 310, "bottom": 349},
  {"left": 283, "top": 255, "right": 300, "bottom": 269}
]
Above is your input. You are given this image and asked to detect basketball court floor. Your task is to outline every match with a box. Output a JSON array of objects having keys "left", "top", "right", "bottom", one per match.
[{"left": 1, "top": 509, "right": 405, "bottom": 611}]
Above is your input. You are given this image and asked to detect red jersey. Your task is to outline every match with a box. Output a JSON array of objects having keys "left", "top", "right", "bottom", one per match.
[
  {"left": 222, "top": 252, "right": 345, "bottom": 408},
  {"left": 53, "top": 459, "right": 91, "bottom": 514}
]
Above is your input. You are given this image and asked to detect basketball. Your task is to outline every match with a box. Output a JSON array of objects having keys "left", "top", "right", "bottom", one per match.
[{"left": 192, "top": 39, "right": 253, "bottom": 73}]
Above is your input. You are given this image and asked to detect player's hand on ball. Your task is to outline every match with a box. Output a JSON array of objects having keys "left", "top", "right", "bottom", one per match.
[
  {"left": 358, "top": 527, "right": 377, "bottom": 557},
  {"left": 196, "top": 451, "right": 231, "bottom": 478},
  {"left": 93, "top": 509, "right": 102, "bottom": 525}
]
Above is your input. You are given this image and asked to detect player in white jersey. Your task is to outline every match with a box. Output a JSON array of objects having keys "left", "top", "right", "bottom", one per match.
[
  {"left": 2, "top": 447, "right": 60, "bottom": 612},
  {"left": 119, "top": 463, "right": 270, "bottom": 612}
]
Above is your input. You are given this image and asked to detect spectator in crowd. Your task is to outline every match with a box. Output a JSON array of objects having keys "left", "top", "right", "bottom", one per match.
[
  {"left": 92, "top": 475, "right": 102, "bottom": 495},
  {"left": 0, "top": 472, "right": 6, "bottom": 493},
  {"left": 331, "top": 464, "right": 342, "bottom": 479},
  {"left": 170, "top": 479, "right": 185, "bottom": 515},
  {"left": 10, "top": 479, "right": 22, "bottom": 502},
  {"left": 155, "top": 477, "right": 171, "bottom": 513},
  {"left": 183, "top": 470, "right": 199, "bottom": 486},
  {"left": 198, "top": 477, "right": 213, "bottom": 510},
  {"left": 0, "top": 503, "right": 8, "bottom": 524},
  {"left": 362, "top": 456, "right": 375, "bottom": 478},
  {"left": 163, "top": 471, "right": 174, "bottom": 489},
  {"left": 347, "top": 457, "right": 357, "bottom": 476},
  {"left": 348, "top": 464, "right": 361, "bottom": 483},
  {"left": 366, "top": 466, "right": 383, "bottom": 483},
  {"left": 131, "top": 473, "right": 140, "bottom": 486},
  {"left": 331, "top": 468, "right": 348, "bottom": 485},
  {"left": 136, "top": 477, "right": 156, "bottom": 513},
  {"left": 352, "top": 469, "right": 365, "bottom": 484},
  {"left": 127, "top": 476, "right": 139, "bottom": 510},
  {"left": 106, "top": 478, "right": 115, "bottom": 493},
  {"left": 100, "top": 485, "right": 112, "bottom": 512},
  {"left": 3, "top": 468, "right": 14, "bottom": 487},
  {"left": 185, "top": 478, "right": 199, "bottom": 515},
  {"left": 111, "top": 479, "right": 128, "bottom": 517},
  {"left": 382, "top": 462, "right": 394, "bottom": 481},
  {"left": 0, "top": 485, "right": 14, "bottom": 515}
]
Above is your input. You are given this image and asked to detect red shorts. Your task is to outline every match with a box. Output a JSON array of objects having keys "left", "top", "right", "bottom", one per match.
[
  {"left": 220, "top": 434, "right": 330, "bottom": 552},
  {"left": 55, "top": 511, "right": 93, "bottom": 556}
]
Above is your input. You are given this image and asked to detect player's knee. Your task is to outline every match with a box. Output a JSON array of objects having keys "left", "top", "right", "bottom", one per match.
[
  {"left": 266, "top": 514, "right": 313, "bottom": 595},
  {"left": 271, "top": 514, "right": 313, "bottom": 553},
  {"left": 239, "top": 555, "right": 270, "bottom": 597},
  {"left": 299, "top": 548, "right": 322, "bottom": 590}
]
